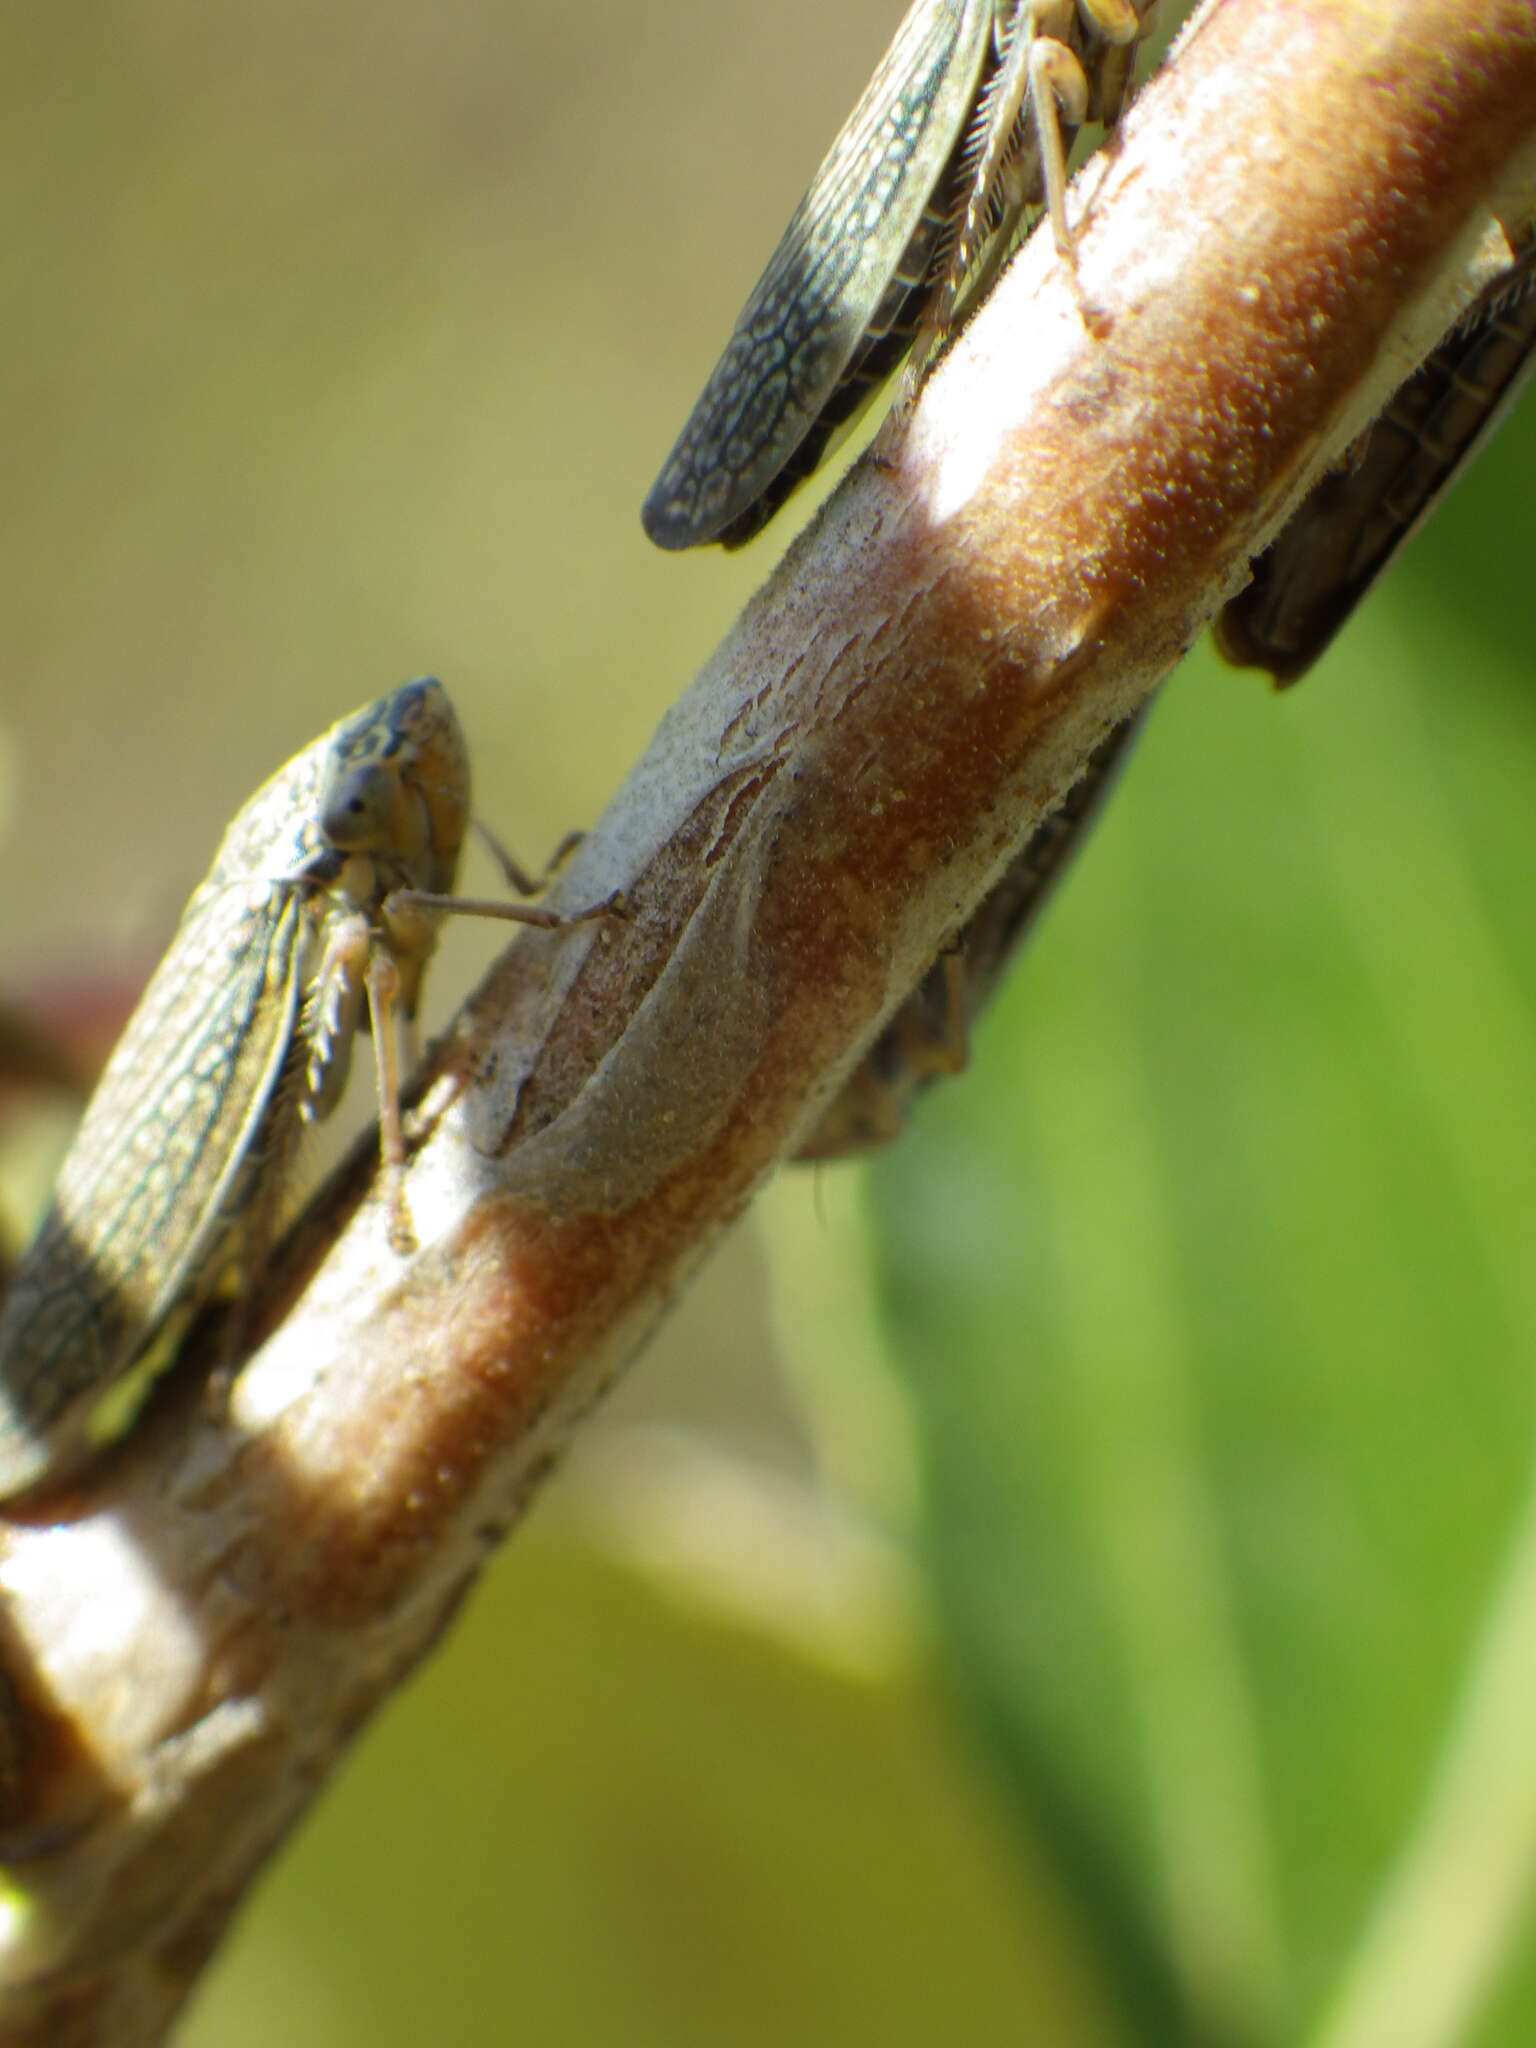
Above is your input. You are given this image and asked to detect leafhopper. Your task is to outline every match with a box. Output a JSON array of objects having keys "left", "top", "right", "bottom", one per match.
[
  {"left": 643, "top": 0, "right": 1157, "bottom": 551},
  {"left": 0, "top": 680, "right": 612, "bottom": 1498},
  {"left": 1218, "top": 234, "right": 1536, "bottom": 683}
]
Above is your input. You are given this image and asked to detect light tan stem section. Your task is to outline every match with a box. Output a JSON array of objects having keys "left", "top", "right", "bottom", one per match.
[{"left": 1, "top": 3, "right": 1533, "bottom": 2040}]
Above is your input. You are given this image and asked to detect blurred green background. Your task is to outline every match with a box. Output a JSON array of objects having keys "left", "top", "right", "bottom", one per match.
[{"left": 5, "top": 2, "right": 1536, "bottom": 2043}]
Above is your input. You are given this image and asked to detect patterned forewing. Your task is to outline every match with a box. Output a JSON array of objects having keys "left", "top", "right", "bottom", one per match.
[
  {"left": 0, "top": 888, "right": 309, "bottom": 1400},
  {"left": 642, "top": 0, "right": 993, "bottom": 547},
  {"left": 1218, "top": 237, "right": 1536, "bottom": 682},
  {"left": 0, "top": 728, "right": 336, "bottom": 1480},
  {"left": 0, "top": 685, "right": 471, "bottom": 1495}
]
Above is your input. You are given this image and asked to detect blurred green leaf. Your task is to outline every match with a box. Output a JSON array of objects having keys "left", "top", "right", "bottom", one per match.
[
  {"left": 184, "top": 1515, "right": 1131, "bottom": 2048},
  {"left": 862, "top": 396, "right": 1536, "bottom": 2047}
]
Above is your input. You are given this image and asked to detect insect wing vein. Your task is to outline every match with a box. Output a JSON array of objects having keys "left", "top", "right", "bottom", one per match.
[
  {"left": 0, "top": 881, "right": 310, "bottom": 1422},
  {"left": 0, "top": 681, "right": 471, "bottom": 1495},
  {"left": 1218, "top": 235, "right": 1536, "bottom": 682},
  {"left": 642, "top": 0, "right": 993, "bottom": 547}
]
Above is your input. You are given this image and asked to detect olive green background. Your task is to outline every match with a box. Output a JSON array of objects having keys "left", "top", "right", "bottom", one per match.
[{"left": 4, "top": 2, "right": 1536, "bottom": 2043}]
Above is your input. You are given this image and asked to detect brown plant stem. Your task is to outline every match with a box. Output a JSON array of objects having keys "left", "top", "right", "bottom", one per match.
[{"left": 1, "top": 1, "right": 1534, "bottom": 2040}]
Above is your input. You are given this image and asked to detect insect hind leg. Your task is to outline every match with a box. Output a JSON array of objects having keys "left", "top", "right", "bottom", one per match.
[
  {"left": 1030, "top": 24, "right": 1092, "bottom": 259},
  {"left": 900, "top": 0, "right": 1093, "bottom": 410}
]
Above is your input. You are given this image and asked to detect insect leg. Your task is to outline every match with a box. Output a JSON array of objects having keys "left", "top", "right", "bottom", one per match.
[
  {"left": 890, "top": 948, "right": 975, "bottom": 1081},
  {"left": 364, "top": 945, "right": 415, "bottom": 1254},
  {"left": 932, "top": 948, "right": 974, "bottom": 1075},
  {"left": 387, "top": 888, "right": 626, "bottom": 930},
  {"left": 1029, "top": 21, "right": 1093, "bottom": 259},
  {"left": 1078, "top": 0, "right": 1143, "bottom": 46},
  {"left": 897, "top": 0, "right": 1092, "bottom": 419},
  {"left": 301, "top": 910, "right": 371, "bottom": 1126},
  {"left": 914, "top": 8, "right": 1046, "bottom": 387},
  {"left": 474, "top": 823, "right": 586, "bottom": 898},
  {"left": 299, "top": 906, "right": 417, "bottom": 1248},
  {"left": 366, "top": 877, "right": 626, "bottom": 1245}
]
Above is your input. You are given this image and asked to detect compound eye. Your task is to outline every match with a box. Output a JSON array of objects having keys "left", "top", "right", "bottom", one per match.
[{"left": 319, "top": 761, "right": 398, "bottom": 851}]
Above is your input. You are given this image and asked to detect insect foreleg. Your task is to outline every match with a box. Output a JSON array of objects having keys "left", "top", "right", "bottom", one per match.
[
  {"left": 387, "top": 888, "right": 624, "bottom": 931},
  {"left": 364, "top": 942, "right": 414, "bottom": 1254},
  {"left": 473, "top": 823, "right": 586, "bottom": 899}
]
